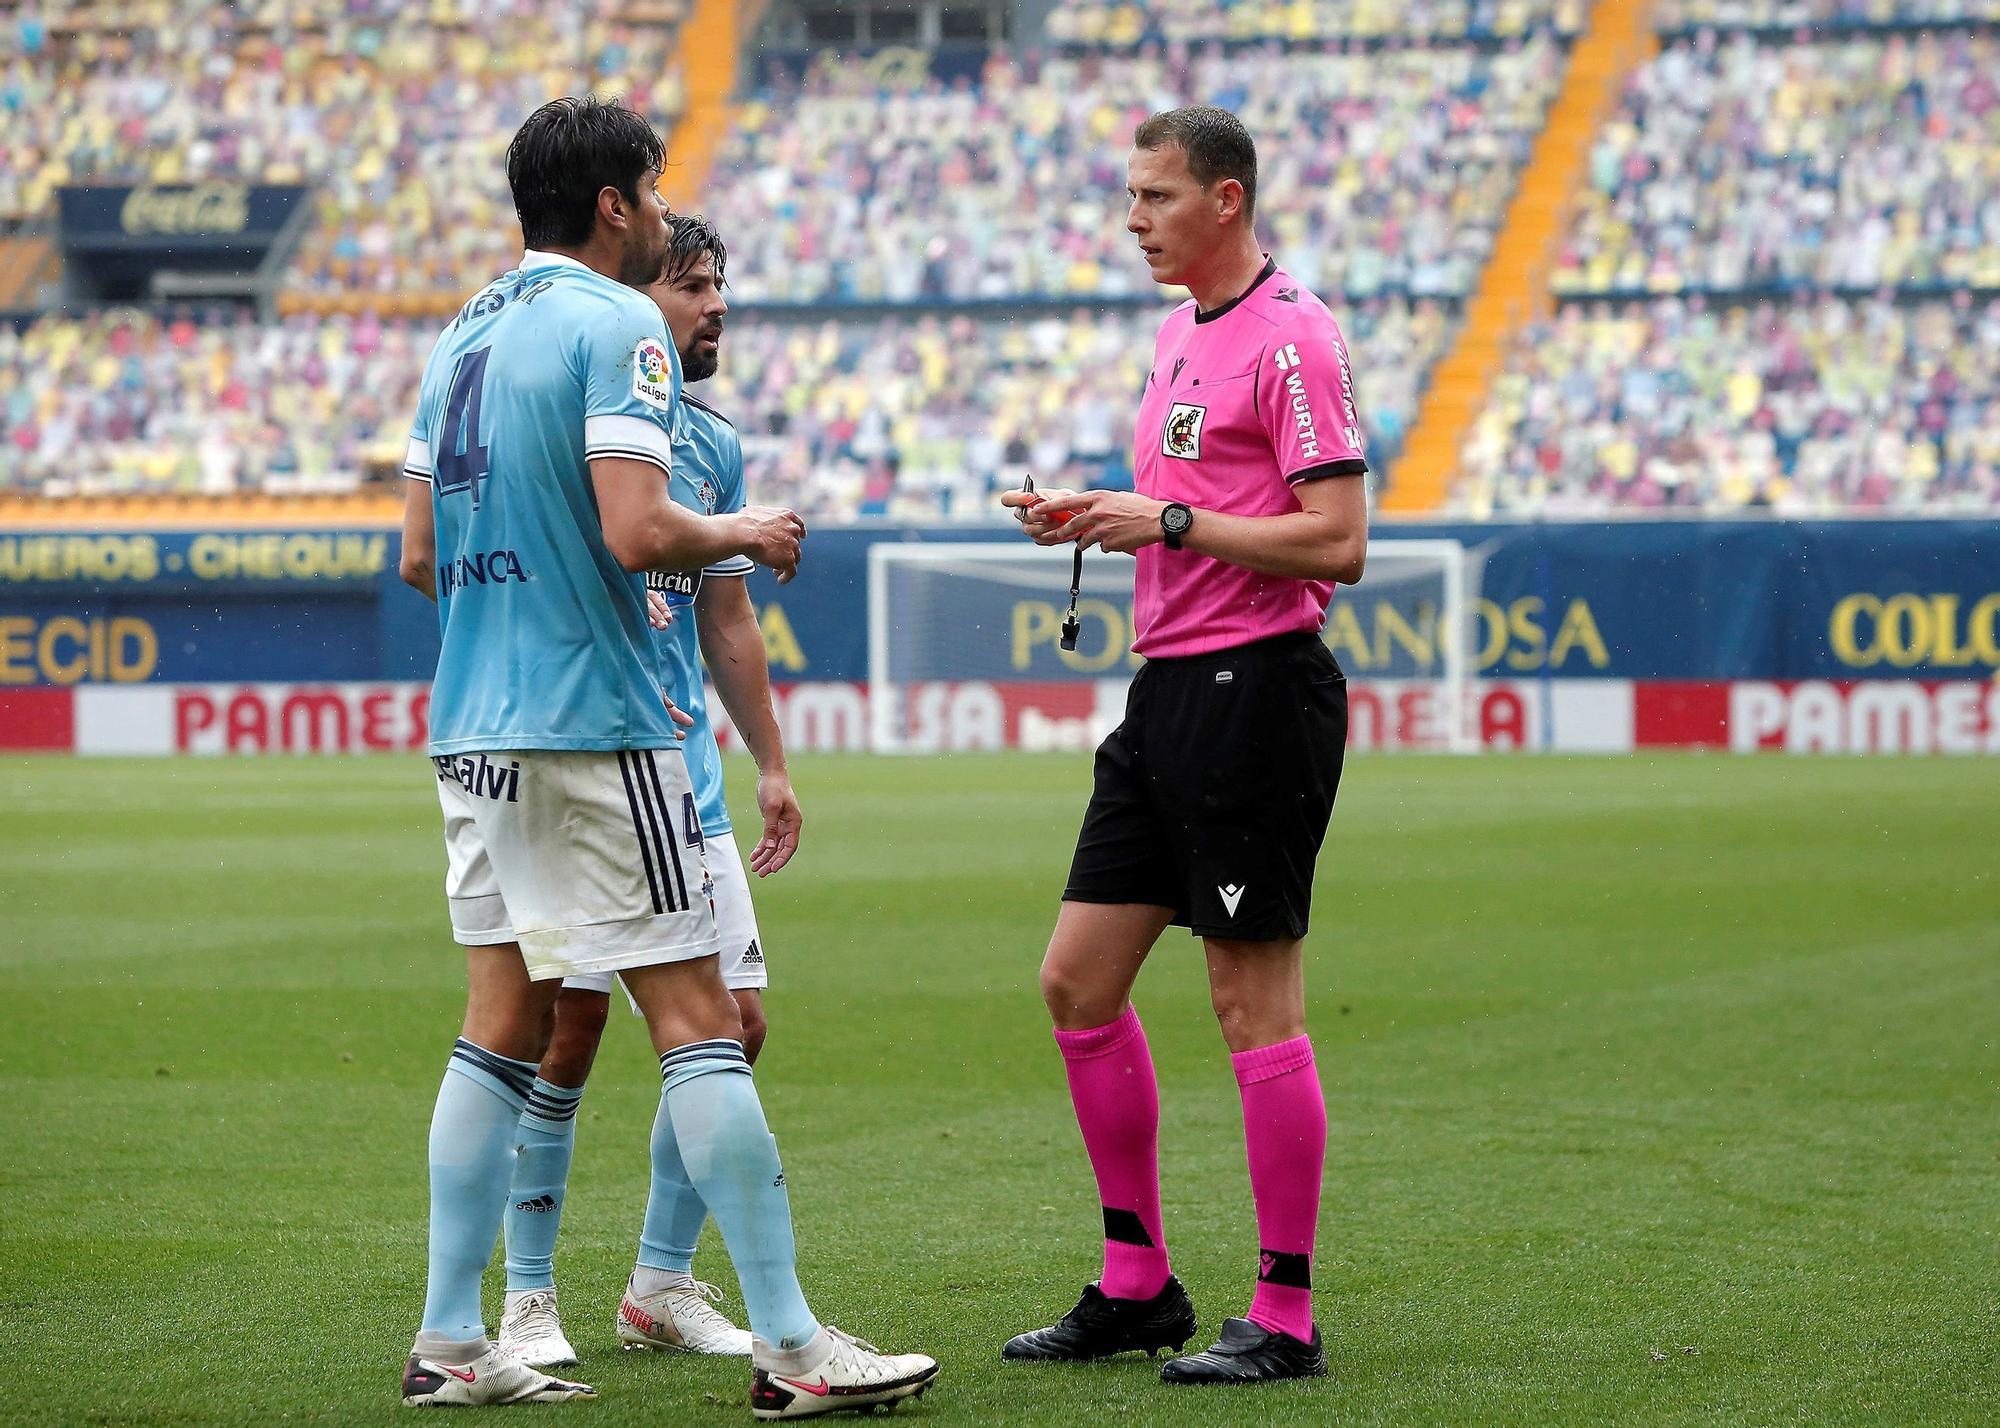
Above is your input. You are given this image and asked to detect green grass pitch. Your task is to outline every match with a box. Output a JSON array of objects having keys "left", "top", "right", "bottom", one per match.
[{"left": 2, "top": 752, "right": 1996, "bottom": 1426}]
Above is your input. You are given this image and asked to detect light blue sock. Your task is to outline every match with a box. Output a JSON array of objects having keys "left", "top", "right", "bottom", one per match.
[
  {"left": 421, "top": 1039, "right": 537, "bottom": 1338},
  {"left": 636, "top": 1092, "right": 707, "bottom": 1275},
  {"left": 656, "top": 1039, "right": 819, "bottom": 1350},
  {"left": 503, "top": 1077, "right": 585, "bottom": 1292}
]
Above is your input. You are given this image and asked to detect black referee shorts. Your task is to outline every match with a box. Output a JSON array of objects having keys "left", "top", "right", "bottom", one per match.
[{"left": 1063, "top": 631, "right": 1347, "bottom": 941}]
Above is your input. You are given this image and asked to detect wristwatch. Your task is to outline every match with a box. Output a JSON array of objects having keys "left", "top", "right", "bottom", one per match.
[{"left": 1160, "top": 502, "right": 1194, "bottom": 550}]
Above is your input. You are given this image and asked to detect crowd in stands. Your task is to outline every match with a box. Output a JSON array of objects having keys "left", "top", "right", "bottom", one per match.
[
  {"left": 8, "top": 0, "right": 2000, "bottom": 515},
  {"left": 711, "top": 39, "right": 1566, "bottom": 305},
  {"left": 0, "top": 298, "right": 1449, "bottom": 512},
  {"left": 1, "top": 0, "right": 685, "bottom": 294},
  {"left": 7, "top": 3, "right": 1567, "bottom": 306},
  {"left": 1554, "top": 29, "right": 2000, "bottom": 295},
  {"left": 1655, "top": 0, "right": 1999, "bottom": 29},
  {"left": 706, "top": 299, "right": 1452, "bottom": 522},
  {"left": 1454, "top": 296, "right": 2000, "bottom": 514},
  {"left": 0, "top": 308, "right": 424, "bottom": 495},
  {"left": 1043, "top": 0, "right": 1584, "bottom": 45}
]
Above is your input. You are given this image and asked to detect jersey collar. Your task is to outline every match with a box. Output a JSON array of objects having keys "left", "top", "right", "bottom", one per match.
[
  {"left": 1193, "top": 254, "right": 1278, "bottom": 325},
  {"left": 521, "top": 248, "right": 592, "bottom": 273}
]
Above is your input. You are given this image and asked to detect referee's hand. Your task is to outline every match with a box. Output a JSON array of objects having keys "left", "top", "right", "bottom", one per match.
[
  {"left": 1003, "top": 487, "right": 1166, "bottom": 555},
  {"left": 1001, "top": 484, "right": 1086, "bottom": 544}
]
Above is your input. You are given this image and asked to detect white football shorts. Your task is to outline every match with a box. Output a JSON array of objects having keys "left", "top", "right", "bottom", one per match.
[
  {"left": 435, "top": 748, "right": 719, "bottom": 981},
  {"left": 562, "top": 827, "right": 767, "bottom": 996}
]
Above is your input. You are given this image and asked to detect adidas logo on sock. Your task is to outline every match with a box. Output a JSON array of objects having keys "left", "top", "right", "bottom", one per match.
[
  {"left": 515, "top": 1194, "right": 557, "bottom": 1213},
  {"left": 740, "top": 940, "right": 764, "bottom": 966}
]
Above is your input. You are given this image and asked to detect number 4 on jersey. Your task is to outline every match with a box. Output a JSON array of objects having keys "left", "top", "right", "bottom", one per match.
[{"left": 435, "top": 347, "right": 492, "bottom": 508}]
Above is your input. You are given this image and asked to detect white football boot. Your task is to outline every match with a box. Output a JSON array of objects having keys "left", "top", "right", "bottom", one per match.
[
  {"left": 749, "top": 1324, "right": 939, "bottom": 1419},
  {"left": 401, "top": 1341, "right": 594, "bottom": 1407},
  {"left": 617, "top": 1274, "right": 754, "bottom": 1355},
  {"left": 497, "top": 1287, "right": 581, "bottom": 1369}
]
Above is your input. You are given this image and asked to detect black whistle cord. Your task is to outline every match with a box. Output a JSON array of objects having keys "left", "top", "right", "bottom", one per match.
[{"left": 1060, "top": 547, "right": 1083, "bottom": 651}]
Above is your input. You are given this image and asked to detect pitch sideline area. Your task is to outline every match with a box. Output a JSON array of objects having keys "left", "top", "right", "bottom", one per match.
[{"left": 1, "top": 753, "right": 1994, "bottom": 1425}]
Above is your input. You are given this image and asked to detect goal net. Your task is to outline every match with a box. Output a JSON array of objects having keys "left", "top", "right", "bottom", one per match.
[{"left": 867, "top": 538, "right": 1480, "bottom": 753}]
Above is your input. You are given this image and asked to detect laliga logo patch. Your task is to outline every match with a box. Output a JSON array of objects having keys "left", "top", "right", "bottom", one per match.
[
  {"left": 1163, "top": 402, "right": 1205, "bottom": 460},
  {"left": 632, "top": 336, "right": 675, "bottom": 412}
]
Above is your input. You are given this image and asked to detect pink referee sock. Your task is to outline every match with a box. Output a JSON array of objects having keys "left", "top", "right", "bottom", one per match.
[
  {"left": 1233, "top": 1035, "right": 1326, "bottom": 1342},
  {"left": 1053, "top": 1005, "right": 1171, "bottom": 1301}
]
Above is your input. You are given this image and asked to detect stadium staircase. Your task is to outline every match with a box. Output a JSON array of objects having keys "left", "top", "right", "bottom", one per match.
[
  {"left": 0, "top": 232, "right": 59, "bottom": 312},
  {"left": 661, "top": 0, "right": 769, "bottom": 211},
  {"left": 1383, "top": 0, "right": 1659, "bottom": 513}
]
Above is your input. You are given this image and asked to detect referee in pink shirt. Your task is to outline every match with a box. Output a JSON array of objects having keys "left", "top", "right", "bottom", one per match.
[{"left": 1000, "top": 107, "right": 1367, "bottom": 1387}]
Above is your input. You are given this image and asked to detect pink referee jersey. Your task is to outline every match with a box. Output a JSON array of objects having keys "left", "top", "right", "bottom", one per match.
[{"left": 1130, "top": 257, "right": 1367, "bottom": 659}]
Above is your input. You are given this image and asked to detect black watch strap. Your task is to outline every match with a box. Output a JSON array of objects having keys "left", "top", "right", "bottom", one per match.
[{"left": 1161, "top": 502, "right": 1193, "bottom": 550}]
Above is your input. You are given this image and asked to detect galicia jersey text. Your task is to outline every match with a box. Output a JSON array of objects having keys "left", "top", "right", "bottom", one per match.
[
  {"left": 647, "top": 393, "right": 753, "bottom": 837},
  {"left": 1131, "top": 258, "right": 1367, "bottom": 659},
  {"left": 406, "top": 249, "right": 685, "bottom": 755}
]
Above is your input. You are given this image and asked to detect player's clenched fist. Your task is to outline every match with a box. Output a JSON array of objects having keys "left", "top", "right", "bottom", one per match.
[{"left": 737, "top": 505, "right": 807, "bottom": 583}]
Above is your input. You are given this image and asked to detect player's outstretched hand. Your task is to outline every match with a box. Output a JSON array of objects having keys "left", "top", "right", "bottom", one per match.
[
  {"left": 739, "top": 505, "right": 806, "bottom": 584},
  {"left": 647, "top": 589, "right": 674, "bottom": 630},
  {"left": 748, "top": 769, "right": 802, "bottom": 878},
  {"left": 1001, "top": 485, "right": 1087, "bottom": 544},
  {"left": 662, "top": 694, "right": 695, "bottom": 740}
]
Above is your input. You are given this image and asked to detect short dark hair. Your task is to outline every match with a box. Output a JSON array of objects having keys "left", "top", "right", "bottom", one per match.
[
  {"left": 1133, "top": 106, "right": 1257, "bottom": 221},
  {"left": 506, "top": 96, "right": 666, "bottom": 250},
  {"left": 665, "top": 213, "right": 728, "bottom": 288}
]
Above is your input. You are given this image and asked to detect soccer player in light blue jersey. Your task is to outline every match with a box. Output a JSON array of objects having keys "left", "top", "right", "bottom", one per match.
[
  {"left": 395, "top": 98, "right": 937, "bottom": 1417},
  {"left": 494, "top": 215, "right": 805, "bottom": 1366}
]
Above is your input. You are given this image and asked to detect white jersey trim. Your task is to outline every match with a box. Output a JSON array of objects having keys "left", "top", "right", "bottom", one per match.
[
  {"left": 702, "top": 556, "right": 755, "bottom": 577},
  {"left": 404, "top": 436, "right": 433, "bottom": 482},
  {"left": 520, "top": 248, "right": 591, "bottom": 273},
  {"left": 586, "top": 413, "right": 673, "bottom": 472}
]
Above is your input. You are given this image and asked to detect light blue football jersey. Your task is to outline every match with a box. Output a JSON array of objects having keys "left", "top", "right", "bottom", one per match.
[
  {"left": 647, "top": 393, "right": 753, "bottom": 836},
  {"left": 405, "top": 250, "right": 685, "bottom": 755}
]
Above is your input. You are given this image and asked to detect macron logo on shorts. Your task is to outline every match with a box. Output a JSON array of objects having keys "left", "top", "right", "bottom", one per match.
[{"left": 1219, "top": 884, "right": 1247, "bottom": 917}]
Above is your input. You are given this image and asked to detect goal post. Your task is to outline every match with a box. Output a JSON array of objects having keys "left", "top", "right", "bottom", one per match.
[{"left": 867, "top": 537, "right": 1481, "bottom": 753}]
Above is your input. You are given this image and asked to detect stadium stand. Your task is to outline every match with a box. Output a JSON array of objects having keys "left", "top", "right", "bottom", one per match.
[
  {"left": 1654, "top": 0, "right": 1999, "bottom": 28},
  {"left": 709, "top": 40, "right": 1568, "bottom": 304},
  {"left": 0, "top": 298, "right": 1449, "bottom": 512},
  {"left": 709, "top": 299, "right": 1454, "bottom": 522},
  {"left": 0, "top": 307, "right": 426, "bottom": 495},
  {"left": 6, "top": 0, "right": 1996, "bottom": 516},
  {"left": 3, "top": 1, "right": 1544, "bottom": 508},
  {"left": 1553, "top": 29, "right": 2000, "bottom": 295},
  {"left": 2, "top": 0, "right": 688, "bottom": 299},
  {"left": 1446, "top": 12, "right": 2000, "bottom": 514},
  {"left": 1454, "top": 295, "right": 2000, "bottom": 514},
  {"left": 1043, "top": 0, "right": 1586, "bottom": 44}
]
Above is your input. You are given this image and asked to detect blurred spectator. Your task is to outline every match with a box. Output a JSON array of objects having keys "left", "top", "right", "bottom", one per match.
[
  {"left": 1555, "top": 30, "right": 2000, "bottom": 294},
  {"left": 710, "top": 300, "right": 1451, "bottom": 522},
  {"left": 710, "top": 39, "right": 1566, "bottom": 305},
  {"left": 1, "top": 298, "right": 1448, "bottom": 513},
  {"left": 1657, "top": 0, "right": 1999, "bottom": 28},
  {"left": 0, "top": 307, "right": 427, "bottom": 494},
  {"left": 0, "top": 0, "right": 685, "bottom": 293},
  {"left": 1045, "top": 0, "right": 1585, "bottom": 44},
  {"left": 1454, "top": 296, "right": 2000, "bottom": 515}
]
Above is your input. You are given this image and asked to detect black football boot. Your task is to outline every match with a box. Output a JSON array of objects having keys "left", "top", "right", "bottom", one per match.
[
  {"left": 1001, "top": 1277, "right": 1199, "bottom": 1362},
  {"left": 1160, "top": 1317, "right": 1327, "bottom": 1384}
]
